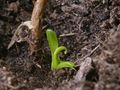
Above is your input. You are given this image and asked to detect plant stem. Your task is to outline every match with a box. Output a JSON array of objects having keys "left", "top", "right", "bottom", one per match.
[{"left": 30, "top": 0, "right": 48, "bottom": 54}]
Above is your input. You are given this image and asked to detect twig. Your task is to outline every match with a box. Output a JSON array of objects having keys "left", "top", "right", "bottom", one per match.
[
  {"left": 7, "top": 0, "right": 48, "bottom": 54},
  {"left": 30, "top": 0, "right": 48, "bottom": 54},
  {"left": 35, "top": 63, "right": 42, "bottom": 69},
  {"left": 74, "top": 44, "right": 100, "bottom": 64},
  {"left": 95, "top": 36, "right": 109, "bottom": 50},
  {"left": 60, "top": 33, "right": 77, "bottom": 37}
]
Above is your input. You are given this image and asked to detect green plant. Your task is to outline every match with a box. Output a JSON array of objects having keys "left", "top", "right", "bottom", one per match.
[{"left": 46, "top": 29, "right": 75, "bottom": 70}]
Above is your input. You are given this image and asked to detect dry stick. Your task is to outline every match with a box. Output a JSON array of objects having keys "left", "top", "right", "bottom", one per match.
[
  {"left": 74, "top": 57, "right": 93, "bottom": 90},
  {"left": 60, "top": 33, "right": 77, "bottom": 37},
  {"left": 74, "top": 44, "right": 100, "bottom": 65},
  {"left": 30, "top": 0, "right": 48, "bottom": 54},
  {"left": 74, "top": 57, "right": 93, "bottom": 81}
]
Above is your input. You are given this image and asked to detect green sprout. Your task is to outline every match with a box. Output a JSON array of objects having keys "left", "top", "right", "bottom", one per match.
[{"left": 46, "top": 29, "right": 75, "bottom": 70}]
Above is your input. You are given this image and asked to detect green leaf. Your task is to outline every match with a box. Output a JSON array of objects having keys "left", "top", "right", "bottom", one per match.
[
  {"left": 57, "top": 61, "right": 75, "bottom": 70},
  {"left": 53, "top": 46, "right": 75, "bottom": 70},
  {"left": 53, "top": 46, "right": 67, "bottom": 59},
  {"left": 46, "top": 29, "right": 58, "bottom": 55},
  {"left": 52, "top": 46, "right": 67, "bottom": 70}
]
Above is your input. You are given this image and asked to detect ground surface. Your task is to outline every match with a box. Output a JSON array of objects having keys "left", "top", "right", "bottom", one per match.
[{"left": 0, "top": 0, "right": 120, "bottom": 90}]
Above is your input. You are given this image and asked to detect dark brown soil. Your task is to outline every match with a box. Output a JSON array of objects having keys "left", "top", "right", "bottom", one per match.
[{"left": 0, "top": 0, "right": 120, "bottom": 90}]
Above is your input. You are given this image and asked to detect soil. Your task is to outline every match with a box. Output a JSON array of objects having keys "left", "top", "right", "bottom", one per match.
[{"left": 0, "top": 0, "right": 120, "bottom": 90}]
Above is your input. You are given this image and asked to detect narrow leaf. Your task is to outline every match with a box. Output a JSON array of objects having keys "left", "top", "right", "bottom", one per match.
[
  {"left": 57, "top": 61, "right": 75, "bottom": 70},
  {"left": 46, "top": 29, "right": 58, "bottom": 54},
  {"left": 52, "top": 46, "right": 67, "bottom": 70}
]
